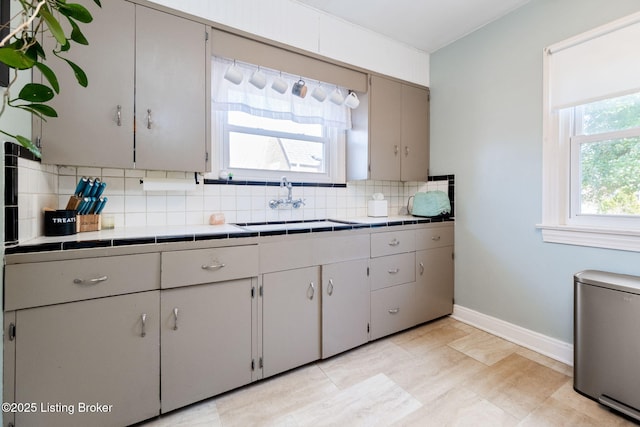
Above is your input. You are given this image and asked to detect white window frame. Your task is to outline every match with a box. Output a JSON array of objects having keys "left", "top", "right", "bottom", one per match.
[
  {"left": 539, "top": 13, "right": 640, "bottom": 252},
  {"left": 209, "top": 111, "right": 346, "bottom": 184}
]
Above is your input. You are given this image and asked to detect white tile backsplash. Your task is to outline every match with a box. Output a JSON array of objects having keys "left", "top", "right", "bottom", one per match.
[{"left": 14, "top": 161, "right": 452, "bottom": 243}]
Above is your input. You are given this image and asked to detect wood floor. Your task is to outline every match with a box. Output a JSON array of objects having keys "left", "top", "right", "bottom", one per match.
[{"left": 141, "top": 316, "right": 637, "bottom": 426}]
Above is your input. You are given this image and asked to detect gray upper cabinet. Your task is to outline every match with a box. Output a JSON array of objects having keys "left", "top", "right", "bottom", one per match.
[
  {"left": 134, "top": 6, "right": 209, "bottom": 171},
  {"left": 366, "top": 75, "right": 430, "bottom": 181},
  {"left": 39, "top": 0, "right": 209, "bottom": 172},
  {"left": 39, "top": 0, "right": 135, "bottom": 169},
  {"left": 400, "top": 83, "right": 430, "bottom": 181}
]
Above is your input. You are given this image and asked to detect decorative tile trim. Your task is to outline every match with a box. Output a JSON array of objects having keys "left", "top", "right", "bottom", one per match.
[{"left": 203, "top": 178, "right": 347, "bottom": 188}]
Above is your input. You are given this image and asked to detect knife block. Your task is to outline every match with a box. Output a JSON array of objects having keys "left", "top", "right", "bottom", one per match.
[
  {"left": 77, "top": 214, "right": 101, "bottom": 232},
  {"left": 66, "top": 195, "right": 83, "bottom": 210}
]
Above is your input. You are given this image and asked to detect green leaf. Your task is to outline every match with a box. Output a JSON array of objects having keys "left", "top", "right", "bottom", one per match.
[
  {"left": 40, "top": 9, "right": 67, "bottom": 46},
  {"left": 27, "top": 39, "right": 47, "bottom": 61},
  {"left": 18, "top": 83, "right": 55, "bottom": 102},
  {"left": 93, "top": 0, "right": 102, "bottom": 7},
  {"left": 68, "top": 19, "right": 89, "bottom": 45},
  {"left": 18, "top": 103, "right": 59, "bottom": 118},
  {"left": 58, "top": 40, "right": 71, "bottom": 52},
  {"left": 0, "top": 47, "right": 36, "bottom": 69},
  {"left": 63, "top": 58, "right": 88, "bottom": 87},
  {"left": 15, "top": 135, "right": 42, "bottom": 158},
  {"left": 58, "top": 3, "right": 93, "bottom": 23},
  {"left": 34, "top": 62, "right": 60, "bottom": 93}
]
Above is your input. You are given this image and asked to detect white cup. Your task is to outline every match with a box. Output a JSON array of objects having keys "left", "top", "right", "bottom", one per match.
[
  {"left": 344, "top": 92, "right": 360, "bottom": 109},
  {"left": 249, "top": 69, "right": 267, "bottom": 89},
  {"left": 271, "top": 77, "right": 288, "bottom": 94},
  {"left": 224, "top": 64, "right": 244, "bottom": 85},
  {"left": 329, "top": 89, "right": 345, "bottom": 105},
  {"left": 311, "top": 86, "right": 327, "bottom": 102}
]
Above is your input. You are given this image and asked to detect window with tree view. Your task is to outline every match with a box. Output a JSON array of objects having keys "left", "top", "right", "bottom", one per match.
[{"left": 570, "top": 92, "right": 640, "bottom": 219}]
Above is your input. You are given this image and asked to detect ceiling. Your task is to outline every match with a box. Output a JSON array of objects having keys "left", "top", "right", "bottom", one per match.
[{"left": 296, "top": 0, "right": 531, "bottom": 53}]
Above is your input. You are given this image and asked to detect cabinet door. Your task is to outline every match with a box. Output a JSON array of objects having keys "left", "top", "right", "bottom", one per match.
[
  {"left": 40, "top": 0, "right": 135, "bottom": 168},
  {"left": 161, "top": 279, "right": 254, "bottom": 413},
  {"left": 369, "top": 75, "right": 402, "bottom": 180},
  {"left": 322, "top": 259, "right": 370, "bottom": 358},
  {"left": 135, "top": 6, "right": 208, "bottom": 172},
  {"left": 14, "top": 292, "right": 160, "bottom": 427},
  {"left": 262, "top": 267, "right": 321, "bottom": 377},
  {"left": 401, "top": 84, "right": 430, "bottom": 181},
  {"left": 415, "top": 247, "right": 454, "bottom": 325}
]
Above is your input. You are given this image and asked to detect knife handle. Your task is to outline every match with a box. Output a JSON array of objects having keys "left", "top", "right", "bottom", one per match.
[
  {"left": 95, "top": 182, "right": 107, "bottom": 198},
  {"left": 74, "top": 177, "right": 88, "bottom": 196},
  {"left": 94, "top": 197, "right": 108, "bottom": 215}
]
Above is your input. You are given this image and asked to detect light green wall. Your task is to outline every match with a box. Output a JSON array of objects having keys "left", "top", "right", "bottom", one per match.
[{"left": 430, "top": 0, "right": 640, "bottom": 343}]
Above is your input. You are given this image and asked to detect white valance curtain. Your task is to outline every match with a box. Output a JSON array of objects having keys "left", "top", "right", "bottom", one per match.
[
  {"left": 212, "top": 57, "right": 352, "bottom": 129},
  {"left": 546, "top": 11, "right": 640, "bottom": 110}
]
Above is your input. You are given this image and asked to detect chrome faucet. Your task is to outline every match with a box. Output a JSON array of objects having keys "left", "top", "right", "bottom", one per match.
[{"left": 269, "top": 176, "right": 305, "bottom": 209}]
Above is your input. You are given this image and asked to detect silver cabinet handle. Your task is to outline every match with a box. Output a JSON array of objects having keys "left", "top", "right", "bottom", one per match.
[
  {"left": 432, "top": 236, "right": 441, "bottom": 241},
  {"left": 327, "top": 279, "right": 334, "bottom": 296},
  {"left": 389, "top": 238, "right": 400, "bottom": 246},
  {"left": 307, "top": 282, "right": 315, "bottom": 300},
  {"left": 420, "top": 262, "right": 425, "bottom": 276},
  {"left": 388, "top": 268, "right": 400, "bottom": 274},
  {"left": 201, "top": 262, "right": 226, "bottom": 271},
  {"left": 116, "top": 105, "right": 122, "bottom": 126},
  {"left": 388, "top": 308, "right": 400, "bottom": 314},
  {"left": 405, "top": 146, "right": 410, "bottom": 156},
  {"left": 173, "top": 308, "right": 179, "bottom": 331},
  {"left": 146, "top": 109, "right": 152, "bottom": 129},
  {"left": 73, "top": 275, "right": 108, "bottom": 285},
  {"left": 141, "top": 313, "right": 147, "bottom": 338},
  {"left": 394, "top": 145, "right": 399, "bottom": 155}
]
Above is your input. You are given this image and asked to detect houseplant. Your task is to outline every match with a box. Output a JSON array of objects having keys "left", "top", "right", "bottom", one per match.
[{"left": 0, "top": 0, "right": 101, "bottom": 157}]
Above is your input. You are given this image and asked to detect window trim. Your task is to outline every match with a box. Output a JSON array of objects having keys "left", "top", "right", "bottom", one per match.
[
  {"left": 539, "top": 72, "right": 640, "bottom": 252},
  {"left": 209, "top": 111, "right": 346, "bottom": 184}
]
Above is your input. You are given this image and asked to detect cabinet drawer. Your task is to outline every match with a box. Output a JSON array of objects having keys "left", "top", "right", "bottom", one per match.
[
  {"left": 370, "top": 282, "right": 416, "bottom": 340},
  {"left": 370, "top": 252, "right": 415, "bottom": 290},
  {"left": 5, "top": 253, "right": 160, "bottom": 311},
  {"left": 415, "top": 225, "right": 454, "bottom": 250},
  {"left": 162, "top": 245, "right": 258, "bottom": 289},
  {"left": 371, "top": 229, "right": 415, "bottom": 257}
]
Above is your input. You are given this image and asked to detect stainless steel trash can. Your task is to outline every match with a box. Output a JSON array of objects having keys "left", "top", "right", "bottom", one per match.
[{"left": 574, "top": 270, "right": 640, "bottom": 421}]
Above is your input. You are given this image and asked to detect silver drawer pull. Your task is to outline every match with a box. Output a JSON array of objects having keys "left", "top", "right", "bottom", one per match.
[
  {"left": 327, "top": 278, "right": 334, "bottom": 296},
  {"left": 73, "top": 275, "right": 108, "bottom": 285},
  {"left": 308, "top": 282, "right": 315, "bottom": 300},
  {"left": 388, "top": 308, "right": 400, "bottom": 314},
  {"left": 173, "top": 308, "right": 179, "bottom": 331},
  {"left": 432, "top": 236, "right": 441, "bottom": 241},
  {"left": 419, "top": 262, "right": 425, "bottom": 275},
  {"left": 201, "top": 262, "right": 226, "bottom": 271},
  {"left": 388, "top": 238, "right": 400, "bottom": 246},
  {"left": 388, "top": 268, "right": 400, "bottom": 274},
  {"left": 141, "top": 313, "right": 147, "bottom": 338}
]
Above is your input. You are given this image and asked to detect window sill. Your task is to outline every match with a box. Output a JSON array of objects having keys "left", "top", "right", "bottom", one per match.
[{"left": 537, "top": 224, "right": 640, "bottom": 252}]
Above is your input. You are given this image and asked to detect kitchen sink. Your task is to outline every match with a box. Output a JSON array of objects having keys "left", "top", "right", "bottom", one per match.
[{"left": 237, "top": 220, "right": 355, "bottom": 233}]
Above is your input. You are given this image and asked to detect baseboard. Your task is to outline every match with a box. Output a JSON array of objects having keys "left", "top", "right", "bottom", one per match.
[{"left": 451, "top": 304, "right": 574, "bottom": 366}]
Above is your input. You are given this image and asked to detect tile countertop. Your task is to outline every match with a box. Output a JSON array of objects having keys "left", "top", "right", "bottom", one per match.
[{"left": 6, "top": 216, "right": 454, "bottom": 254}]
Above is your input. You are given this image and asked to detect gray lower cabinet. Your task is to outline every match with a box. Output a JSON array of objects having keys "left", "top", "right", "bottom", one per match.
[
  {"left": 415, "top": 247, "right": 454, "bottom": 324},
  {"left": 414, "top": 224, "right": 455, "bottom": 324},
  {"left": 262, "top": 267, "right": 321, "bottom": 377},
  {"left": 160, "top": 279, "right": 255, "bottom": 413},
  {"left": 322, "top": 259, "right": 370, "bottom": 359},
  {"left": 8, "top": 291, "right": 160, "bottom": 427}
]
